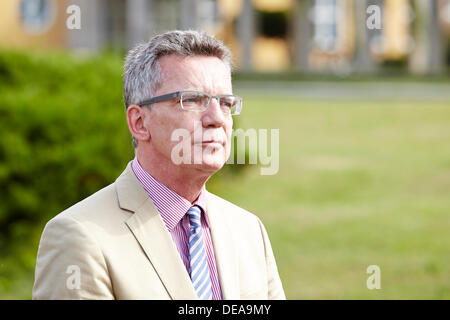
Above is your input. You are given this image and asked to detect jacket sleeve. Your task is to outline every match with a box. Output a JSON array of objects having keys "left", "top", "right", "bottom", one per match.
[
  {"left": 256, "top": 217, "right": 286, "bottom": 300},
  {"left": 32, "top": 215, "right": 114, "bottom": 300}
]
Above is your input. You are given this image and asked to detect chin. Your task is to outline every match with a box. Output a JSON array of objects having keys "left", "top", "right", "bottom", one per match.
[{"left": 195, "top": 155, "right": 226, "bottom": 173}]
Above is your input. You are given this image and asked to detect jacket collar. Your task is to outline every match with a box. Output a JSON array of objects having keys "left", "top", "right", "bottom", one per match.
[{"left": 115, "top": 161, "right": 239, "bottom": 299}]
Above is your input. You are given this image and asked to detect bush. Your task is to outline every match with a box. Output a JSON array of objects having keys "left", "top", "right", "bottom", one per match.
[{"left": 0, "top": 49, "right": 133, "bottom": 298}]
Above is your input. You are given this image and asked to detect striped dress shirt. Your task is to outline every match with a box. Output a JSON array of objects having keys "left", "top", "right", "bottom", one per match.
[{"left": 131, "top": 157, "right": 223, "bottom": 300}]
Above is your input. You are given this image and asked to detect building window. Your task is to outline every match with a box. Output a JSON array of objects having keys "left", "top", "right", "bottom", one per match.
[
  {"left": 20, "top": 0, "right": 56, "bottom": 34},
  {"left": 256, "top": 10, "right": 288, "bottom": 39},
  {"left": 312, "top": 0, "right": 338, "bottom": 51}
]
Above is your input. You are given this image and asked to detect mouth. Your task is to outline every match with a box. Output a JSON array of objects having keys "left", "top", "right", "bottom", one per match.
[
  {"left": 200, "top": 140, "right": 224, "bottom": 145},
  {"left": 195, "top": 140, "right": 225, "bottom": 148}
]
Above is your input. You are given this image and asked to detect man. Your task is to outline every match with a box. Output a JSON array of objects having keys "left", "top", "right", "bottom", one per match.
[{"left": 33, "top": 30, "right": 285, "bottom": 300}]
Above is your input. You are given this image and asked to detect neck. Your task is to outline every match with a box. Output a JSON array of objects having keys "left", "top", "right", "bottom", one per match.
[{"left": 136, "top": 148, "right": 211, "bottom": 203}]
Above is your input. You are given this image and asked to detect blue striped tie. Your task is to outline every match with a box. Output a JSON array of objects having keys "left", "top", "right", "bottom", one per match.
[{"left": 187, "top": 205, "right": 213, "bottom": 300}]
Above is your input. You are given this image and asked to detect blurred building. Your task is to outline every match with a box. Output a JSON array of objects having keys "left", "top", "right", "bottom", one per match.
[{"left": 0, "top": 0, "right": 449, "bottom": 75}]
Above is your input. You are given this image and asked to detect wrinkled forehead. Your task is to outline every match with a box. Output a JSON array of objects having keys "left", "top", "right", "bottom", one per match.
[{"left": 157, "top": 55, "right": 232, "bottom": 94}]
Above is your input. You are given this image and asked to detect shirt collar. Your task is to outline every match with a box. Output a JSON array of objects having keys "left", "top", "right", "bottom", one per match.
[{"left": 131, "top": 157, "right": 208, "bottom": 232}]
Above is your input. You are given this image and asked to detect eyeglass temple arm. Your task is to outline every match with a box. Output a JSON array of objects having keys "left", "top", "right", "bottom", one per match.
[{"left": 137, "top": 91, "right": 182, "bottom": 106}]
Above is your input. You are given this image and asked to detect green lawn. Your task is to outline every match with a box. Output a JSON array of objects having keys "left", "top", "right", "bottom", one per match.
[{"left": 207, "top": 96, "right": 450, "bottom": 299}]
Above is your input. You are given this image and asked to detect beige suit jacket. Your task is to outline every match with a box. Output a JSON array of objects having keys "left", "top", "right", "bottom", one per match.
[{"left": 32, "top": 162, "right": 286, "bottom": 300}]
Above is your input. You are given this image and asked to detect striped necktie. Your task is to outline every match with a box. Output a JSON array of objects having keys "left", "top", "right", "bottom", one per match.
[{"left": 187, "top": 205, "right": 213, "bottom": 300}]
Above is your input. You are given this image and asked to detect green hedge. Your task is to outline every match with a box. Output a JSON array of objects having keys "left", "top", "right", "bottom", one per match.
[
  {"left": 0, "top": 49, "right": 134, "bottom": 297},
  {"left": 0, "top": 49, "right": 134, "bottom": 232}
]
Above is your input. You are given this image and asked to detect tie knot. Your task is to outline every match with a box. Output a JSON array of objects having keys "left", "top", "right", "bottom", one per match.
[{"left": 187, "top": 205, "right": 202, "bottom": 227}]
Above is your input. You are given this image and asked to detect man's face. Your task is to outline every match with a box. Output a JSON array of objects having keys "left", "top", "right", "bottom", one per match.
[{"left": 143, "top": 55, "right": 233, "bottom": 174}]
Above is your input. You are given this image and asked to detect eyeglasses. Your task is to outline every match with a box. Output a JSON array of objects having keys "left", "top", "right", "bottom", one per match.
[{"left": 137, "top": 90, "right": 243, "bottom": 115}]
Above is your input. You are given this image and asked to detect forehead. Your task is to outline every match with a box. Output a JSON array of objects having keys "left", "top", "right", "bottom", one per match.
[{"left": 157, "top": 55, "right": 232, "bottom": 94}]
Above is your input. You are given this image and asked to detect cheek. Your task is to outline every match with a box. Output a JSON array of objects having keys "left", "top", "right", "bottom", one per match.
[
  {"left": 149, "top": 109, "right": 180, "bottom": 135},
  {"left": 147, "top": 114, "right": 177, "bottom": 151},
  {"left": 152, "top": 115, "right": 201, "bottom": 156},
  {"left": 223, "top": 120, "right": 233, "bottom": 157},
  {"left": 225, "top": 119, "right": 233, "bottom": 141}
]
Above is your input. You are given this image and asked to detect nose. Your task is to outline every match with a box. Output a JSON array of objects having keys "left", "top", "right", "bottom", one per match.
[{"left": 202, "top": 97, "right": 226, "bottom": 128}]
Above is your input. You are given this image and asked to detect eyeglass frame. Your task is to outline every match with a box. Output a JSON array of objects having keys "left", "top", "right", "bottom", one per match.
[{"left": 137, "top": 90, "right": 243, "bottom": 115}]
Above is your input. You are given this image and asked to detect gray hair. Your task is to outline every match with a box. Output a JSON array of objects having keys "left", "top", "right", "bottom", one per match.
[{"left": 123, "top": 30, "right": 233, "bottom": 148}]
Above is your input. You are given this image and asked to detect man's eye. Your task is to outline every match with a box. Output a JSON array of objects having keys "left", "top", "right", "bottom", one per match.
[
  {"left": 184, "top": 96, "right": 202, "bottom": 103},
  {"left": 220, "top": 99, "right": 234, "bottom": 108}
]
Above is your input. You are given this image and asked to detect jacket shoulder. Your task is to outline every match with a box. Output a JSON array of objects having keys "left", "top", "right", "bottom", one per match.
[
  {"left": 206, "top": 191, "right": 262, "bottom": 226},
  {"left": 49, "top": 182, "right": 127, "bottom": 227}
]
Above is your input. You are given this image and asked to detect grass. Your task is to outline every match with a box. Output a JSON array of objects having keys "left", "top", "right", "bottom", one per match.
[{"left": 207, "top": 96, "right": 450, "bottom": 299}]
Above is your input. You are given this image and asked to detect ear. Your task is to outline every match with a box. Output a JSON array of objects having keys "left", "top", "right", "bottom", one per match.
[{"left": 126, "top": 105, "right": 151, "bottom": 143}]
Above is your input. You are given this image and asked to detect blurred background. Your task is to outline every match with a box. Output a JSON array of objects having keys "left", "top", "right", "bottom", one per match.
[{"left": 0, "top": 0, "right": 449, "bottom": 299}]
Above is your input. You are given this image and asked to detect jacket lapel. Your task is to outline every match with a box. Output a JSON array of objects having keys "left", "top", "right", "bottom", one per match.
[
  {"left": 205, "top": 192, "right": 240, "bottom": 299},
  {"left": 116, "top": 162, "right": 197, "bottom": 300}
]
